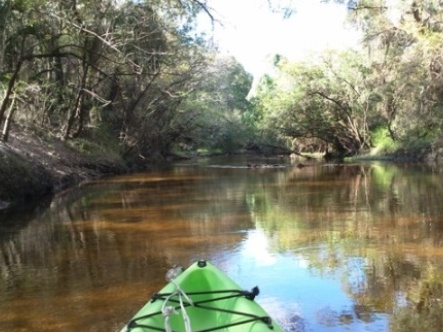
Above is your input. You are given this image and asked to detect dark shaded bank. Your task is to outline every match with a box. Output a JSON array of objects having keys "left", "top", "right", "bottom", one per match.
[{"left": 0, "top": 128, "right": 131, "bottom": 212}]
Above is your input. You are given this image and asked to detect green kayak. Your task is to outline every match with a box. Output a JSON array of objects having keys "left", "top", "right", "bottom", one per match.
[{"left": 121, "top": 260, "right": 284, "bottom": 332}]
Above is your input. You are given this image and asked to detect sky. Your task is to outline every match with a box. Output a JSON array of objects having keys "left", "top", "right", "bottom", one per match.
[{"left": 199, "top": 0, "right": 361, "bottom": 76}]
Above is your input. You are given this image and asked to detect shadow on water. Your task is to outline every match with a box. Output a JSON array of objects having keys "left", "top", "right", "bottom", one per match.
[{"left": 0, "top": 197, "right": 52, "bottom": 240}]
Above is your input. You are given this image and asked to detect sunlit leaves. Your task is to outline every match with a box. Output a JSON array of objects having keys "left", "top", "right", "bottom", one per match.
[
  {"left": 248, "top": 0, "right": 443, "bottom": 157},
  {"left": 252, "top": 49, "right": 374, "bottom": 156},
  {"left": 349, "top": 0, "right": 443, "bottom": 147}
]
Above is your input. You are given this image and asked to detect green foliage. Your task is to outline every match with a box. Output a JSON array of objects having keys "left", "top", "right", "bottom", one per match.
[
  {"left": 370, "top": 126, "right": 399, "bottom": 155},
  {"left": 1, "top": 0, "right": 253, "bottom": 158},
  {"left": 246, "top": 0, "right": 443, "bottom": 160},
  {"left": 252, "top": 50, "right": 374, "bottom": 157},
  {"left": 2, "top": 0, "right": 443, "bottom": 160},
  {"left": 347, "top": 0, "right": 443, "bottom": 155},
  {"left": 178, "top": 55, "right": 253, "bottom": 154}
]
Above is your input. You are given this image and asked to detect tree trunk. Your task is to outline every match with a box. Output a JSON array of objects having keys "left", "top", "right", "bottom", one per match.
[
  {"left": 0, "top": 60, "right": 22, "bottom": 142},
  {"left": 72, "top": 91, "right": 86, "bottom": 138},
  {"left": 1, "top": 91, "right": 16, "bottom": 142},
  {"left": 63, "top": 64, "right": 89, "bottom": 140},
  {"left": 63, "top": 89, "right": 83, "bottom": 140}
]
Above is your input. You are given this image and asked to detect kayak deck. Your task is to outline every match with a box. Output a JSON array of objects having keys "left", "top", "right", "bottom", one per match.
[{"left": 121, "top": 260, "right": 283, "bottom": 332}]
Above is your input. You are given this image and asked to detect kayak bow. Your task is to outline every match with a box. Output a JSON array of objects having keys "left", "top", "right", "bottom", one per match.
[{"left": 121, "top": 260, "right": 283, "bottom": 332}]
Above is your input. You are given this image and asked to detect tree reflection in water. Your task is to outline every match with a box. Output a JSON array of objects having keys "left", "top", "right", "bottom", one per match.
[{"left": 1, "top": 159, "right": 443, "bottom": 331}]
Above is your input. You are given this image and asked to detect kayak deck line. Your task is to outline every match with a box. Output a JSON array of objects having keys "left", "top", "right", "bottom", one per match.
[
  {"left": 121, "top": 260, "right": 284, "bottom": 332},
  {"left": 127, "top": 288, "right": 273, "bottom": 331}
]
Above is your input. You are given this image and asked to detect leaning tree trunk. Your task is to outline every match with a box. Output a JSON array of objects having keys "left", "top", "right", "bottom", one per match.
[
  {"left": 0, "top": 60, "right": 22, "bottom": 142},
  {"left": 1, "top": 91, "right": 16, "bottom": 142}
]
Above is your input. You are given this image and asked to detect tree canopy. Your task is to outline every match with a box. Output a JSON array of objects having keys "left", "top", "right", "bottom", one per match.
[
  {"left": 0, "top": 0, "right": 253, "bottom": 160},
  {"left": 2, "top": 0, "right": 443, "bottom": 161}
]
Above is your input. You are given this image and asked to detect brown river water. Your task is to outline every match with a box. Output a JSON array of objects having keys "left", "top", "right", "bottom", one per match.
[{"left": 1, "top": 156, "right": 443, "bottom": 332}]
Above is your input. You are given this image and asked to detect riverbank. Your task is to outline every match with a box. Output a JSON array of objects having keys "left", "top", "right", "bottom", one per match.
[
  {"left": 1, "top": 125, "right": 442, "bottom": 212},
  {"left": 0, "top": 126, "right": 129, "bottom": 211}
]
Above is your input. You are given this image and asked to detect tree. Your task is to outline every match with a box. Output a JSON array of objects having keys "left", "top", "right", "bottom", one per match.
[
  {"left": 253, "top": 50, "right": 376, "bottom": 158},
  {"left": 346, "top": 0, "right": 443, "bottom": 151},
  {"left": 178, "top": 55, "right": 253, "bottom": 154},
  {"left": 248, "top": 0, "right": 443, "bottom": 159},
  {"left": 0, "top": 0, "right": 221, "bottom": 159}
]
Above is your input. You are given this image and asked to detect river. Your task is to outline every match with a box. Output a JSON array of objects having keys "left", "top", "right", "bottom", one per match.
[{"left": 1, "top": 156, "right": 443, "bottom": 332}]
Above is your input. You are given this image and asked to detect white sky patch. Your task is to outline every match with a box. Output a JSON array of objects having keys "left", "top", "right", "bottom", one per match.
[
  {"left": 241, "top": 229, "right": 278, "bottom": 266},
  {"left": 199, "top": 0, "right": 360, "bottom": 76}
]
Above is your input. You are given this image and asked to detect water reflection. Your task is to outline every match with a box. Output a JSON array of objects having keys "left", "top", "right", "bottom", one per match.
[{"left": 1, "top": 160, "right": 443, "bottom": 331}]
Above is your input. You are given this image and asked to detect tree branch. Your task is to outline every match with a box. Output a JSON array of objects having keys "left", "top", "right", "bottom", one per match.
[{"left": 310, "top": 91, "right": 350, "bottom": 115}]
